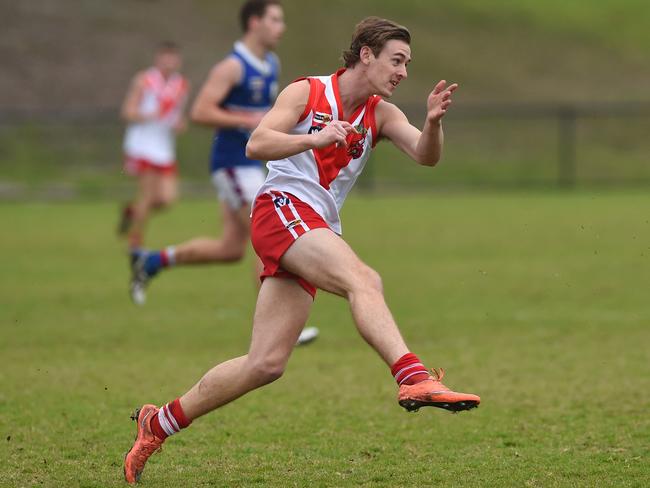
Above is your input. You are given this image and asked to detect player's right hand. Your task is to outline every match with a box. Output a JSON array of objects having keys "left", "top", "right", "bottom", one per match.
[{"left": 311, "top": 120, "right": 355, "bottom": 149}]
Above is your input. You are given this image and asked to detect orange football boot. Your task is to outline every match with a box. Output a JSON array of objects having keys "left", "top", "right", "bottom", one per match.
[
  {"left": 398, "top": 368, "right": 480, "bottom": 413},
  {"left": 124, "top": 404, "right": 165, "bottom": 484}
]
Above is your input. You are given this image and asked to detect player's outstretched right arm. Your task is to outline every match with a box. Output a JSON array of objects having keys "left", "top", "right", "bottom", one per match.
[{"left": 246, "top": 80, "right": 354, "bottom": 161}]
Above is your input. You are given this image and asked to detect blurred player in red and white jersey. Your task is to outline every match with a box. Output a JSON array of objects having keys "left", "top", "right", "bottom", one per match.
[
  {"left": 124, "top": 17, "right": 480, "bottom": 483},
  {"left": 118, "top": 41, "right": 189, "bottom": 250},
  {"left": 127, "top": 2, "right": 282, "bottom": 304},
  {"left": 125, "top": 1, "right": 317, "bottom": 344}
]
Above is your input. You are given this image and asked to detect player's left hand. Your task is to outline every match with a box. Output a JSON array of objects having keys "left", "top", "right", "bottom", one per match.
[{"left": 426, "top": 80, "right": 458, "bottom": 124}]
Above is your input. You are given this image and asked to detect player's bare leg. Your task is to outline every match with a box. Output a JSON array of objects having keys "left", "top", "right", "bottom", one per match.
[
  {"left": 124, "top": 230, "right": 475, "bottom": 482},
  {"left": 129, "top": 203, "right": 254, "bottom": 303},
  {"left": 128, "top": 171, "right": 175, "bottom": 250},
  {"left": 150, "top": 172, "right": 177, "bottom": 211},
  {"left": 164, "top": 204, "right": 316, "bottom": 344},
  {"left": 180, "top": 276, "right": 312, "bottom": 418},
  {"left": 127, "top": 172, "right": 157, "bottom": 249},
  {"left": 159, "top": 203, "right": 267, "bottom": 285},
  {"left": 124, "top": 277, "right": 311, "bottom": 482},
  {"left": 173, "top": 203, "right": 250, "bottom": 264},
  {"left": 280, "top": 228, "right": 479, "bottom": 411},
  {"left": 128, "top": 202, "right": 318, "bottom": 344},
  {"left": 281, "top": 228, "right": 408, "bottom": 364}
]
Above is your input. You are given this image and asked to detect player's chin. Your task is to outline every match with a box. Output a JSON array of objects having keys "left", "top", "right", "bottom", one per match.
[{"left": 382, "top": 86, "right": 396, "bottom": 98}]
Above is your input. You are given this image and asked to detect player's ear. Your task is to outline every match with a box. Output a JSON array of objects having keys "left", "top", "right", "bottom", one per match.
[
  {"left": 249, "top": 15, "right": 261, "bottom": 32},
  {"left": 359, "top": 46, "right": 374, "bottom": 66}
]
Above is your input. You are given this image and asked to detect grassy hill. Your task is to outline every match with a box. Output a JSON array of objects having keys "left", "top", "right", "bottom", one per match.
[
  {"left": 2, "top": 1, "right": 649, "bottom": 194},
  {"left": 2, "top": 0, "right": 650, "bottom": 110}
]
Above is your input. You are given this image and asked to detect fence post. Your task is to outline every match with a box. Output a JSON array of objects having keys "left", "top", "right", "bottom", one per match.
[{"left": 557, "top": 107, "right": 577, "bottom": 188}]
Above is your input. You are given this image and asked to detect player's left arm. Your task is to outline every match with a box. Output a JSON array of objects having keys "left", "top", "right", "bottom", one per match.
[
  {"left": 121, "top": 72, "right": 152, "bottom": 123},
  {"left": 173, "top": 81, "right": 191, "bottom": 134},
  {"left": 378, "top": 80, "right": 457, "bottom": 167}
]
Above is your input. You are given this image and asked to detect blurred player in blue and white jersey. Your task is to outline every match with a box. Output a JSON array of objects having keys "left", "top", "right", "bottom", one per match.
[{"left": 128, "top": 0, "right": 317, "bottom": 345}]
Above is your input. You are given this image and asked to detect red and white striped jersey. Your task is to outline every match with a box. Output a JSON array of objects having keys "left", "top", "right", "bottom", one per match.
[
  {"left": 124, "top": 67, "right": 188, "bottom": 165},
  {"left": 255, "top": 69, "right": 381, "bottom": 234}
]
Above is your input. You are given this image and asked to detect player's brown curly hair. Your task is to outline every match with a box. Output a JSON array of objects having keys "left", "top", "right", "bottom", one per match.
[{"left": 342, "top": 17, "right": 411, "bottom": 68}]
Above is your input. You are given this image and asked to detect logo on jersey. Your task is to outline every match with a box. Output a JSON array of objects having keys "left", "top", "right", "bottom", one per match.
[
  {"left": 309, "top": 112, "right": 333, "bottom": 134},
  {"left": 286, "top": 218, "right": 303, "bottom": 230},
  {"left": 313, "top": 112, "right": 333, "bottom": 124},
  {"left": 273, "top": 195, "right": 291, "bottom": 208},
  {"left": 347, "top": 123, "right": 368, "bottom": 159},
  {"left": 309, "top": 112, "right": 334, "bottom": 134},
  {"left": 353, "top": 124, "right": 367, "bottom": 136},
  {"left": 270, "top": 81, "right": 278, "bottom": 101},
  {"left": 249, "top": 77, "right": 265, "bottom": 103}
]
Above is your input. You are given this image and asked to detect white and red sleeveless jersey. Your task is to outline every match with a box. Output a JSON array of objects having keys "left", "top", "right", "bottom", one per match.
[
  {"left": 255, "top": 69, "right": 381, "bottom": 234},
  {"left": 123, "top": 67, "right": 188, "bottom": 165}
]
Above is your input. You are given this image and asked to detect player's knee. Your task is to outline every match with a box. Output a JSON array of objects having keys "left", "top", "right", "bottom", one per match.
[
  {"left": 133, "top": 195, "right": 154, "bottom": 212},
  {"left": 221, "top": 244, "right": 246, "bottom": 262},
  {"left": 354, "top": 264, "right": 383, "bottom": 295},
  {"left": 227, "top": 245, "right": 246, "bottom": 261},
  {"left": 248, "top": 356, "right": 286, "bottom": 385},
  {"left": 219, "top": 237, "right": 247, "bottom": 262},
  {"left": 164, "top": 192, "right": 178, "bottom": 206},
  {"left": 153, "top": 194, "right": 176, "bottom": 209}
]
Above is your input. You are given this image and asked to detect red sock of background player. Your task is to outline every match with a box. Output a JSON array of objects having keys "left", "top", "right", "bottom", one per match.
[
  {"left": 391, "top": 353, "right": 430, "bottom": 386},
  {"left": 142, "top": 246, "right": 176, "bottom": 274},
  {"left": 149, "top": 398, "right": 192, "bottom": 439},
  {"left": 159, "top": 246, "right": 176, "bottom": 268}
]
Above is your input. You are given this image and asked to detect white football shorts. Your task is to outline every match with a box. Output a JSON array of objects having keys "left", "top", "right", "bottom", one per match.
[{"left": 211, "top": 166, "right": 267, "bottom": 210}]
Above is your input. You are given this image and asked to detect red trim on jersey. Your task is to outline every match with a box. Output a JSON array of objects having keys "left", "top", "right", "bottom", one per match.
[
  {"left": 143, "top": 68, "right": 188, "bottom": 118},
  {"left": 368, "top": 96, "right": 381, "bottom": 148},
  {"left": 332, "top": 69, "right": 366, "bottom": 123},
  {"left": 313, "top": 142, "right": 350, "bottom": 189},
  {"left": 311, "top": 81, "right": 378, "bottom": 188},
  {"left": 296, "top": 78, "right": 322, "bottom": 123},
  {"left": 331, "top": 69, "right": 346, "bottom": 120},
  {"left": 291, "top": 69, "right": 380, "bottom": 190}
]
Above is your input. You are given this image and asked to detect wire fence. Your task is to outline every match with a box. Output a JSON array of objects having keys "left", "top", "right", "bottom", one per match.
[
  {"left": 1, "top": 102, "right": 649, "bottom": 199},
  {"left": 379, "top": 101, "right": 650, "bottom": 190}
]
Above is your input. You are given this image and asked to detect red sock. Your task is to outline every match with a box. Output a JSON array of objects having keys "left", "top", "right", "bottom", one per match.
[
  {"left": 391, "top": 353, "right": 430, "bottom": 386},
  {"left": 150, "top": 398, "right": 192, "bottom": 439},
  {"left": 160, "top": 246, "right": 176, "bottom": 267},
  {"left": 160, "top": 250, "right": 170, "bottom": 267}
]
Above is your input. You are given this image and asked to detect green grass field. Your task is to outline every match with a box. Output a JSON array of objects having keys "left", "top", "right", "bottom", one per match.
[{"left": 1, "top": 193, "right": 649, "bottom": 487}]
